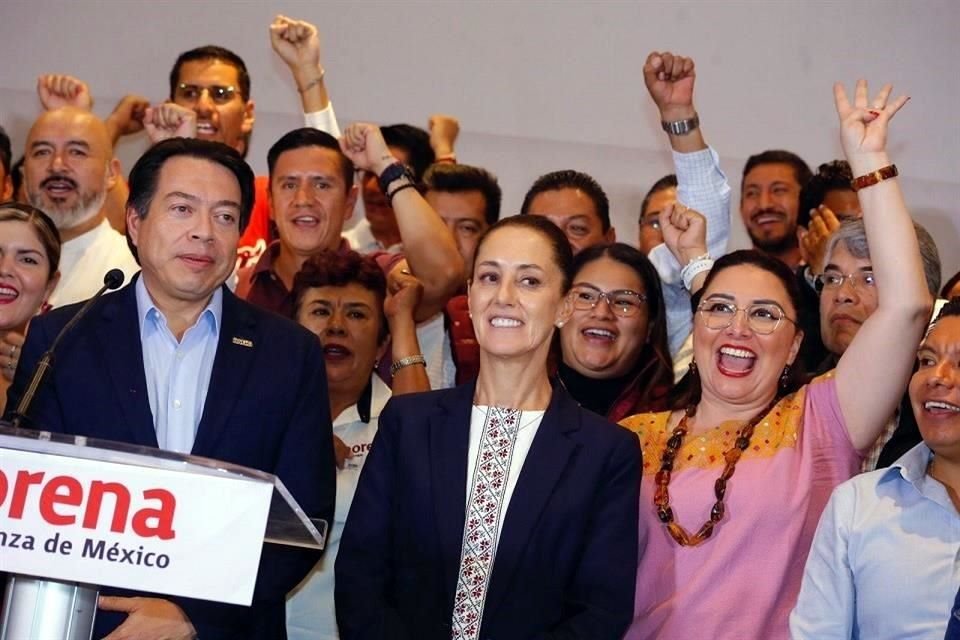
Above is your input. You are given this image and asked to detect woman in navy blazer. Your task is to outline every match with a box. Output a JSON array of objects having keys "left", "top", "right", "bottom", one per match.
[{"left": 335, "top": 215, "right": 641, "bottom": 640}]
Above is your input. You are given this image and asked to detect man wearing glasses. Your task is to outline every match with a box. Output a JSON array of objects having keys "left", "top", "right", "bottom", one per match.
[{"left": 814, "top": 217, "right": 942, "bottom": 470}]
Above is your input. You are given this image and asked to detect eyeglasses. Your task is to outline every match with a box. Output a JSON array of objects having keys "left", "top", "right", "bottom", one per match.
[
  {"left": 697, "top": 300, "right": 795, "bottom": 335},
  {"left": 174, "top": 83, "right": 238, "bottom": 105},
  {"left": 814, "top": 270, "right": 876, "bottom": 293},
  {"left": 570, "top": 285, "right": 647, "bottom": 318}
]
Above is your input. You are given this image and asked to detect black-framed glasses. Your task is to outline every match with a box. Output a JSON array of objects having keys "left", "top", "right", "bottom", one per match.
[
  {"left": 569, "top": 284, "right": 647, "bottom": 318},
  {"left": 697, "top": 299, "right": 795, "bottom": 335},
  {"left": 174, "top": 83, "right": 238, "bottom": 105},
  {"left": 814, "top": 270, "right": 876, "bottom": 293}
]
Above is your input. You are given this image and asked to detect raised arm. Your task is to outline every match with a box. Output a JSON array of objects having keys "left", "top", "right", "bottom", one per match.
[
  {"left": 641, "top": 52, "right": 730, "bottom": 357},
  {"left": 340, "top": 123, "right": 465, "bottom": 322},
  {"left": 642, "top": 51, "right": 730, "bottom": 273},
  {"left": 270, "top": 14, "right": 341, "bottom": 137},
  {"left": 833, "top": 80, "right": 931, "bottom": 450},
  {"left": 37, "top": 74, "right": 93, "bottom": 111},
  {"left": 384, "top": 268, "right": 431, "bottom": 394}
]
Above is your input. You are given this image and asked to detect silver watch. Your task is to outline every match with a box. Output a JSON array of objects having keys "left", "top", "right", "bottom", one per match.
[{"left": 661, "top": 114, "right": 700, "bottom": 136}]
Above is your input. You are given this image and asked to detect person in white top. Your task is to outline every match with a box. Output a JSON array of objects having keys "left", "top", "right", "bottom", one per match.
[
  {"left": 22, "top": 106, "right": 139, "bottom": 308},
  {"left": 286, "top": 249, "right": 430, "bottom": 640}
]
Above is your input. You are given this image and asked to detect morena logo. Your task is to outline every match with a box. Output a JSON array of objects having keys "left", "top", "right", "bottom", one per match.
[{"left": 0, "top": 468, "right": 177, "bottom": 540}]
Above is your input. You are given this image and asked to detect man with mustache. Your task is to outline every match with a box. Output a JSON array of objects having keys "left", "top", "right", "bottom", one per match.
[
  {"left": 740, "top": 149, "right": 813, "bottom": 269},
  {"left": 816, "top": 217, "right": 942, "bottom": 470},
  {"left": 22, "top": 107, "right": 139, "bottom": 308}
]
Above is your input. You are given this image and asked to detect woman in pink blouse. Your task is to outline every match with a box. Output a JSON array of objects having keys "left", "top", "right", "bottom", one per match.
[{"left": 620, "top": 79, "right": 931, "bottom": 638}]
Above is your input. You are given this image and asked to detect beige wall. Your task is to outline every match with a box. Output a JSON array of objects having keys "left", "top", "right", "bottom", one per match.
[{"left": 1, "top": 0, "right": 958, "bottom": 281}]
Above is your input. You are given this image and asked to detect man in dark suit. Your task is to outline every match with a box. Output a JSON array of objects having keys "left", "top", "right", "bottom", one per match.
[
  {"left": 334, "top": 381, "right": 640, "bottom": 639},
  {"left": 6, "top": 137, "right": 335, "bottom": 639}
]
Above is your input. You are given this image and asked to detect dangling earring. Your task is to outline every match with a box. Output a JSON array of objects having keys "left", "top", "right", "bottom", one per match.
[
  {"left": 779, "top": 365, "right": 791, "bottom": 389},
  {"left": 688, "top": 359, "right": 698, "bottom": 376}
]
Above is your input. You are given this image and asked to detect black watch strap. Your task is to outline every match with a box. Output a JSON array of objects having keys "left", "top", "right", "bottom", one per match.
[{"left": 378, "top": 162, "right": 414, "bottom": 194}]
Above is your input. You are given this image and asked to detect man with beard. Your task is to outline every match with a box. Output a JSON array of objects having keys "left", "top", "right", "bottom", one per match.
[
  {"left": 739, "top": 149, "right": 830, "bottom": 370},
  {"left": 740, "top": 150, "right": 813, "bottom": 269},
  {"left": 23, "top": 107, "right": 139, "bottom": 307}
]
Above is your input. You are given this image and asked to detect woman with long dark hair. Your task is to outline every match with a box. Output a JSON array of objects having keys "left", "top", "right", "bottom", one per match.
[
  {"left": 621, "top": 79, "right": 932, "bottom": 638},
  {"left": 557, "top": 243, "right": 674, "bottom": 421}
]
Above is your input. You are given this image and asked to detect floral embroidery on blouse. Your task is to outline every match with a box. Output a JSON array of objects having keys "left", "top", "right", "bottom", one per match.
[{"left": 619, "top": 373, "right": 835, "bottom": 473}]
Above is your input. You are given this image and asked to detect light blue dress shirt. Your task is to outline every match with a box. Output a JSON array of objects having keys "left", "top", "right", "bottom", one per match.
[
  {"left": 791, "top": 443, "right": 960, "bottom": 639},
  {"left": 647, "top": 147, "right": 731, "bottom": 358},
  {"left": 135, "top": 277, "right": 222, "bottom": 454}
]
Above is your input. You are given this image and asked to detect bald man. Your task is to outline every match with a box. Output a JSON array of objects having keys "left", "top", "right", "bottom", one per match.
[{"left": 23, "top": 107, "right": 139, "bottom": 307}]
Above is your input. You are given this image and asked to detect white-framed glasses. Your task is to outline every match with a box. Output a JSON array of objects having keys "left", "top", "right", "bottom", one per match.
[{"left": 697, "top": 299, "right": 795, "bottom": 335}]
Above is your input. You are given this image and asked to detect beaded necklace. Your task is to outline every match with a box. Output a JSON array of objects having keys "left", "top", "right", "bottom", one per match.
[{"left": 653, "top": 397, "right": 779, "bottom": 546}]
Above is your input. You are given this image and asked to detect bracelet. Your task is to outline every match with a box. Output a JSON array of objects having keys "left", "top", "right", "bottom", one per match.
[
  {"left": 391, "top": 354, "right": 426, "bottom": 376},
  {"left": 387, "top": 182, "right": 417, "bottom": 203},
  {"left": 434, "top": 153, "right": 457, "bottom": 164},
  {"left": 681, "top": 253, "right": 713, "bottom": 292},
  {"left": 378, "top": 162, "right": 415, "bottom": 195},
  {"left": 851, "top": 164, "right": 898, "bottom": 191},
  {"left": 297, "top": 68, "right": 326, "bottom": 93}
]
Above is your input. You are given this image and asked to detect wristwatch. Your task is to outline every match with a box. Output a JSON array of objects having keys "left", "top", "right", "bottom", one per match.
[
  {"left": 378, "top": 162, "right": 416, "bottom": 194},
  {"left": 661, "top": 114, "right": 700, "bottom": 136}
]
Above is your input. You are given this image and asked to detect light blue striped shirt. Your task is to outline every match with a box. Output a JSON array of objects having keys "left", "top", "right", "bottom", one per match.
[
  {"left": 791, "top": 443, "right": 960, "bottom": 639},
  {"left": 135, "top": 277, "right": 222, "bottom": 454},
  {"left": 647, "top": 147, "right": 731, "bottom": 357}
]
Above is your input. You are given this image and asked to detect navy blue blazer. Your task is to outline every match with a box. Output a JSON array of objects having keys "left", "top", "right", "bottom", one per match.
[
  {"left": 6, "top": 278, "right": 335, "bottom": 640},
  {"left": 335, "top": 381, "right": 641, "bottom": 640}
]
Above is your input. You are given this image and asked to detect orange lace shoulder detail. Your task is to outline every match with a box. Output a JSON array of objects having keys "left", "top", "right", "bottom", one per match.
[{"left": 619, "top": 385, "right": 810, "bottom": 473}]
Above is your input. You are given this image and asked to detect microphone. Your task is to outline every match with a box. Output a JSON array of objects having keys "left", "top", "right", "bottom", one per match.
[{"left": 11, "top": 269, "right": 126, "bottom": 428}]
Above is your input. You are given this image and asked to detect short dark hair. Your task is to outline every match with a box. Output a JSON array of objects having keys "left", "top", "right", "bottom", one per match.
[
  {"left": 569, "top": 242, "right": 674, "bottom": 402},
  {"left": 0, "top": 126, "right": 11, "bottom": 177},
  {"left": 798, "top": 160, "right": 854, "bottom": 223},
  {"left": 267, "top": 128, "right": 354, "bottom": 190},
  {"left": 520, "top": 170, "right": 611, "bottom": 232},
  {"left": 169, "top": 45, "right": 251, "bottom": 101},
  {"left": 933, "top": 296, "right": 960, "bottom": 323},
  {"left": 742, "top": 150, "right": 814, "bottom": 226},
  {"left": 473, "top": 215, "right": 574, "bottom": 293},
  {"left": 292, "top": 249, "right": 388, "bottom": 343},
  {"left": 0, "top": 201, "right": 62, "bottom": 278},
  {"left": 941, "top": 270, "right": 960, "bottom": 300},
  {"left": 9, "top": 156, "right": 24, "bottom": 200},
  {"left": 639, "top": 174, "right": 678, "bottom": 222},
  {"left": 423, "top": 163, "right": 502, "bottom": 226},
  {"left": 669, "top": 249, "right": 809, "bottom": 408},
  {"left": 125, "top": 138, "right": 255, "bottom": 262},
  {"left": 380, "top": 124, "right": 434, "bottom": 181}
]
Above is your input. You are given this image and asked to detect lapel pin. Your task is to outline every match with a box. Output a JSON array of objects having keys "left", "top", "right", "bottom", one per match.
[{"left": 232, "top": 337, "right": 254, "bottom": 348}]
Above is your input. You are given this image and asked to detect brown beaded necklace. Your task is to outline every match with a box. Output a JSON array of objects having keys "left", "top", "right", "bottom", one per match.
[{"left": 653, "top": 397, "right": 779, "bottom": 547}]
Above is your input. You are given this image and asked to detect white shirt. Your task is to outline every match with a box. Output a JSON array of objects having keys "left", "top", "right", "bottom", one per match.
[
  {"left": 49, "top": 218, "right": 140, "bottom": 308},
  {"left": 466, "top": 406, "right": 545, "bottom": 547},
  {"left": 417, "top": 312, "right": 457, "bottom": 390},
  {"left": 286, "top": 375, "right": 392, "bottom": 640}
]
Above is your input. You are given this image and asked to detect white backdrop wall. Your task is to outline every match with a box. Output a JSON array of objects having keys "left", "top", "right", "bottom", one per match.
[{"left": 1, "top": 0, "right": 958, "bottom": 281}]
